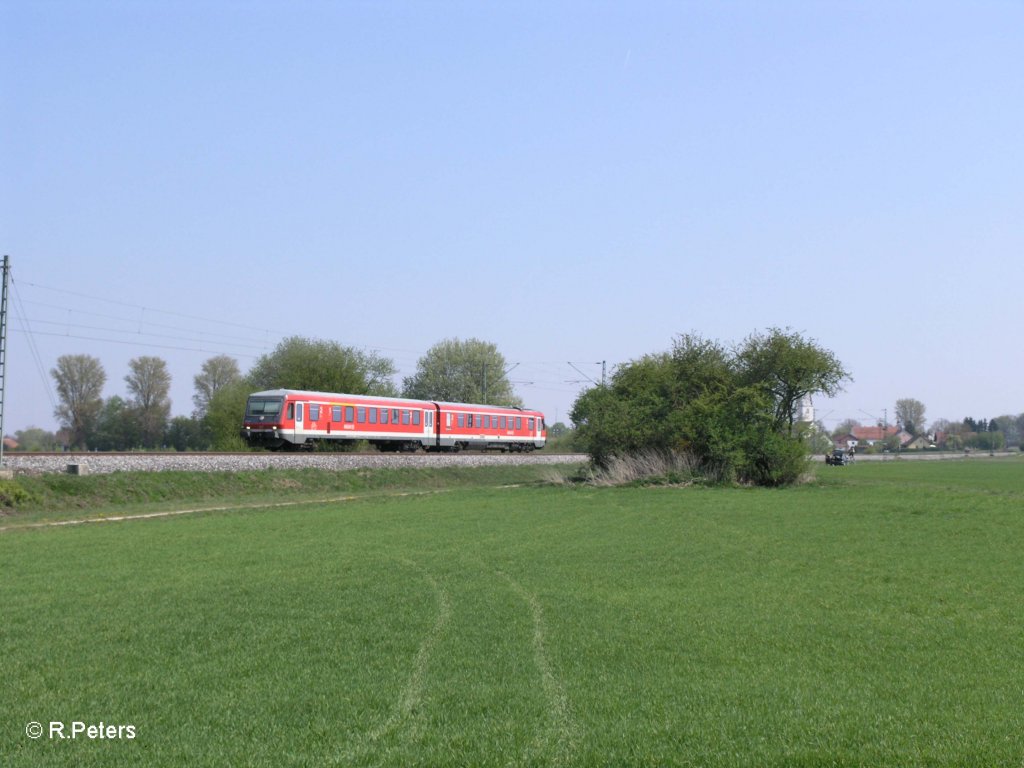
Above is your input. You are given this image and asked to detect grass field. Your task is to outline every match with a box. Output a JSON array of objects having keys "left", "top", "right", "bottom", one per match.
[{"left": 2, "top": 458, "right": 1023, "bottom": 766}]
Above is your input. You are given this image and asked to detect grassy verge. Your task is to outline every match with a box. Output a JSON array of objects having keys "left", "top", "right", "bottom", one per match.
[
  {"left": 2, "top": 459, "right": 1023, "bottom": 766},
  {"left": 0, "top": 463, "right": 582, "bottom": 527}
]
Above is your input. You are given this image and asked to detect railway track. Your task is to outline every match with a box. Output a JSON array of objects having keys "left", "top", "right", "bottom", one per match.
[{"left": 3, "top": 451, "right": 589, "bottom": 476}]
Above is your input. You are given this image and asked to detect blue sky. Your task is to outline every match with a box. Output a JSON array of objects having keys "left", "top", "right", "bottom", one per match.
[{"left": 3, "top": 1, "right": 1022, "bottom": 435}]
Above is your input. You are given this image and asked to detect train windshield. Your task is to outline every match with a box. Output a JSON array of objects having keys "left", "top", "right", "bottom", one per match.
[{"left": 245, "top": 396, "right": 283, "bottom": 419}]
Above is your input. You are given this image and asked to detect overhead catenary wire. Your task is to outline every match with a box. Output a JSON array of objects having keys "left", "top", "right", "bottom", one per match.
[{"left": 10, "top": 273, "right": 59, "bottom": 414}]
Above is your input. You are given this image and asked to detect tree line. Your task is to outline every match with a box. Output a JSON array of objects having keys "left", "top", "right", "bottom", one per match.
[{"left": 21, "top": 336, "right": 519, "bottom": 451}]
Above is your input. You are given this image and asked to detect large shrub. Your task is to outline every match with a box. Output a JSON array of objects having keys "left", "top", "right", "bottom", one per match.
[{"left": 570, "top": 330, "right": 848, "bottom": 487}]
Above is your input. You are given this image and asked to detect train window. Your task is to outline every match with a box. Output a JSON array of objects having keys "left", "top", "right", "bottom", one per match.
[
  {"left": 446, "top": 413, "right": 452, "bottom": 428},
  {"left": 380, "top": 409, "right": 388, "bottom": 424},
  {"left": 529, "top": 418, "right": 535, "bottom": 431},
  {"left": 426, "top": 412, "right": 433, "bottom": 427},
  {"left": 247, "top": 398, "right": 283, "bottom": 417},
  {"left": 501, "top": 416, "right": 507, "bottom": 429},
  {"left": 457, "top": 414, "right": 465, "bottom": 428},
  {"left": 345, "top": 406, "right": 354, "bottom": 422},
  {"left": 413, "top": 411, "right": 421, "bottom": 426},
  {"left": 357, "top": 406, "right": 366, "bottom": 423},
  {"left": 516, "top": 417, "right": 522, "bottom": 430},
  {"left": 332, "top": 406, "right": 341, "bottom": 422},
  {"left": 369, "top": 408, "right": 377, "bottom": 424},
  {"left": 287, "top": 403, "right": 294, "bottom": 420},
  {"left": 309, "top": 405, "right": 320, "bottom": 421},
  {"left": 392, "top": 408, "right": 400, "bottom": 423}
]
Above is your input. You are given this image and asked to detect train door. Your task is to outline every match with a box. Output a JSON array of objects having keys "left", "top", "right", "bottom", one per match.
[{"left": 294, "top": 401, "right": 305, "bottom": 443}]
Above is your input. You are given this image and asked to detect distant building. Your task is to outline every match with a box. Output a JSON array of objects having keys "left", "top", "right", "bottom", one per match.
[
  {"left": 833, "top": 433, "right": 858, "bottom": 450},
  {"left": 795, "top": 394, "right": 814, "bottom": 425},
  {"left": 851, "top": 425, "right": 900, "bottom": 446}
]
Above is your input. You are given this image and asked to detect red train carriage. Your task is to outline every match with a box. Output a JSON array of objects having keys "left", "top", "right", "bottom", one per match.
[{"left": 241, "top": 389, "right": 546, "bottom": 452}]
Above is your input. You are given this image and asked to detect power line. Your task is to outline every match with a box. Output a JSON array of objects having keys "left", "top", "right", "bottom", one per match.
[
  {"left": 20, "top": 280, "right": 276, "bottom": 335},
  {"left": 15, "top": 317, "right": 274, "bottom": 354},
  {"left": 10, "top": 273, "right": 59, "bottom": 414},
  {"left": 9, "top": 327, "right": 268, "bottom": 358},
  {"left": 18, "top": 298, "right": 275, "bottom": 346}
]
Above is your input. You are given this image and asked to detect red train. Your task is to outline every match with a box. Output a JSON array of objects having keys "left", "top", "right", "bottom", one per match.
[{"left": 240, "top": 389, "right": 547, "bottom": 452}]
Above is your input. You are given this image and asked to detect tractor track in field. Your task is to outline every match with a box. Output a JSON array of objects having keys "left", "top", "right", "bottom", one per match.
[{"left": 0, "top": 490, "right": 456, "bottom": 533}]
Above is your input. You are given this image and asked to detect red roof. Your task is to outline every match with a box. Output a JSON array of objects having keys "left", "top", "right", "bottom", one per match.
[{"left": 851, "top": 425, "right": 899, "bottom": 441}]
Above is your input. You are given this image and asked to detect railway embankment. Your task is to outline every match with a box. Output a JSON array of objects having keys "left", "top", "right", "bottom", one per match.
[{"left": 4, "top": 451, "right": 588, "bottom": 476}]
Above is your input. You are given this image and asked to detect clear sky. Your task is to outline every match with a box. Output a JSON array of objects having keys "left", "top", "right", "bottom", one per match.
[{"left": 3, "top": 1, "right": 1022, "bottom": 436}]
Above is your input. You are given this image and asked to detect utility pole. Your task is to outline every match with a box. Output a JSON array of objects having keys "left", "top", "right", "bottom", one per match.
[
  {"left": 0, "top": 256, "right": 9, "bottom": 467},
  {"left": 568, "top": 361, "right": 607, "bottom": 387}
]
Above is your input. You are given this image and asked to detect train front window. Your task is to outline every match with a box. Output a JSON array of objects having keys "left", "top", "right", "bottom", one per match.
[{"left": 246, "top": 397, "right": 283, "bottom": 419}]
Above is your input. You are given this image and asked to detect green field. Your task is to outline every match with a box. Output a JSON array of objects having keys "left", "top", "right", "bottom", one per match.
[{"left": 2, "top": 459, "right": 1023, "bottom": 766}]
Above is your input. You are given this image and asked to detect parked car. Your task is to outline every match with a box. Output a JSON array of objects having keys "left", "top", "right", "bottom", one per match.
[{"left": 825, "top": 448, "right": 851, "bottom": 466}]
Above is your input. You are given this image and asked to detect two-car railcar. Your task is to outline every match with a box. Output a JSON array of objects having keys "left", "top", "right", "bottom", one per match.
[{"left": 240, "top": 389, "right": 546, "bottom": 452}]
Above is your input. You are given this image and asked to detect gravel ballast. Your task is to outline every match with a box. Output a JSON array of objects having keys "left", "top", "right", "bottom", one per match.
[{"left": 5, "top": 452, "right": 587, "bottom": 476}]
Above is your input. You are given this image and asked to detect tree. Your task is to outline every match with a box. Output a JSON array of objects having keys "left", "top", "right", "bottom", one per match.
[
  {"left": 12, "top": 427, "right": 59, "bottom": 451},
  {"left": 166, "top": 415, "right": 208, "bottom": 451},
  {"left": 832, "top": 418, "right": 861, "bottom": 437},
  {"left": 248, "top": 336, "right": 397, "bottom": 396},
  {"left": 51, "top": 354, "right": 107, "bottom": 449},
  {"left": 734, "top": 327, "right": 851, "bottom": 434},
  {"left": 995, "top": 414, "right": 1022, "bottom": 448},
  {"left": 193, "top": 355, "right": 241, "bottom": 418},
  {"left": 204, "top": 379, "right": 253, "bottom": 450},
  {"left": 402, "top": 338, "right": 522, "bottom": 406},
  {"left": 93, "top": 395, "right": 141, "bottom": 450},
  {"left": 895, "top": 398, "right": 927, "bottom": 435},
  {"left": 125, "top": 356, "right": 172, "bottom": 448}
]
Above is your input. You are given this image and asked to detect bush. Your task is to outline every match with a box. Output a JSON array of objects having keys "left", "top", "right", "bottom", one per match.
[
  {"left": 570, "top": 330, "right": 847, "bottom": 487},
  {"left": 737, "top": 430, "right": 810, "bottom": 487},
  {"left": 0, "top": 480, "right": 37, "bottom": 508}
]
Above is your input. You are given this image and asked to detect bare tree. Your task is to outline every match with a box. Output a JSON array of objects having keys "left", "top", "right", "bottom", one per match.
[
  {"left": 832, "top": 418, "right": 861, "bottom": 437},
  {"left": 126, "top": 356, "right": 172, "bottom": 448},
  {"left": 51, "top": 354, "right": 106, "bottom": 449},
  {"left": 193, "top": 355, "right": 241, "bottom": 418},
  {"left": 895, "top": 398, "right": 927, "bottom": 435}
]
